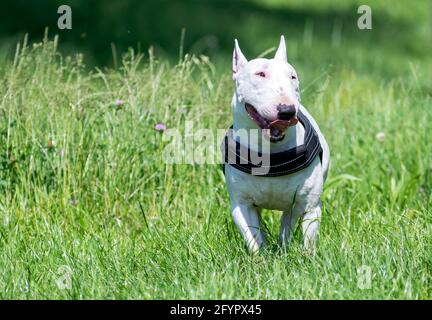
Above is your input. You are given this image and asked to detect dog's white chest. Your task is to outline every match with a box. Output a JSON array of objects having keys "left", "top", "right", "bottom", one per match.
[{"left": 225, "top": 156, "right": 323, "bottom": 211}]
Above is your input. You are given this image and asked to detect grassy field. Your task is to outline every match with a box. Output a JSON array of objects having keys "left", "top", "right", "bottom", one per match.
[{"left": 0, "top": 1, "right": 431, "bottom": 299}]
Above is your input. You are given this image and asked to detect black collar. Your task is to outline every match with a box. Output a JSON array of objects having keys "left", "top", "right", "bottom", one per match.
[{"left": 221, "top": 111, "right": 322, "bottom": 177}]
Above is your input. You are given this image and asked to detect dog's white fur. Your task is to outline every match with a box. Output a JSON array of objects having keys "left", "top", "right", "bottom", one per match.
[{"left": 225, "top": 36, "right": 330, "bottom": 252}]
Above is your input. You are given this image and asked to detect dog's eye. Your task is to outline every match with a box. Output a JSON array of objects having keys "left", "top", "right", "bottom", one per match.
[
  {"left": 255, "top": 71, "right": 266, "bottom": 78},
  {"left": 291, "top": 75, "right": 297, "bottom": 80}
]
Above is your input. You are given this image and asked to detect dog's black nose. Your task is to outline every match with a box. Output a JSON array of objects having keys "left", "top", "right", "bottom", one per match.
[{"left": 277, "top": 104, "right": 296, "bottom": 120}]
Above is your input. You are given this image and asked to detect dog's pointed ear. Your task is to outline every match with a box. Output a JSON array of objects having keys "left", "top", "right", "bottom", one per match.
[
  {"left": 274, "top": 35, "right": 287, "bottom": 61},
  {"left": 233, "top": 39, "right": 247, "bottom": 79}
]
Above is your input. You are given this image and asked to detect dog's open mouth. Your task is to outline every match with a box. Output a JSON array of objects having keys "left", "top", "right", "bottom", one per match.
[{"left": 245, "top": 103, "right": 298, "bottom": 142}]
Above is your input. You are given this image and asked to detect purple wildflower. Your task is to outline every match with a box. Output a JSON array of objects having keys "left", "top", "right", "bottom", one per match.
[
  {"left": 154, "top": 123, "right": 167, "bottom": 132},
  {"left": 114, "top": 99, "right": 125, "bottom": 107}
]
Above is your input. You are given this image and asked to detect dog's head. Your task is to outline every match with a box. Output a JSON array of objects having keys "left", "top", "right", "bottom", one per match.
[{"left": 233, "top": 36, "right": 300, "bottom": 142}]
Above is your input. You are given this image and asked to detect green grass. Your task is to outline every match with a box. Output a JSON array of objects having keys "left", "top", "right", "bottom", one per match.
[{"left": 0, "top": 3, "right": 431, "bottom": 298}]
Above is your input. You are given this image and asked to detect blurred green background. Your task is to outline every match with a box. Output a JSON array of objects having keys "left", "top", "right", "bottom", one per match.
[{"left": 0, "top": 0, "right": 430, "bottom": 79}]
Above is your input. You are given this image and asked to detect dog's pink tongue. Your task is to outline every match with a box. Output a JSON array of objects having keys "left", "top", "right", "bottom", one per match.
[{"left": 269, "top": 118, "right": 298, "bottom": 132}]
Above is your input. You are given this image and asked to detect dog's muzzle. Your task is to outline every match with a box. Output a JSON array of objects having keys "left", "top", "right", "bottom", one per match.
[{"left": 245, "top": 103, "right": 298, "bottom": 142}]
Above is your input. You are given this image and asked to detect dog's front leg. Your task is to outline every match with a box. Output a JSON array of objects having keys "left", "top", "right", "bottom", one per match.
[
  {"left": 279, "top": 209, "right": 301, "bottom": 247},
  {"left": 301, "top": 206, "right": 322, "bottom": 252},
  {"left": 231, "top": 202, "right": 265, "bottom": 253}
]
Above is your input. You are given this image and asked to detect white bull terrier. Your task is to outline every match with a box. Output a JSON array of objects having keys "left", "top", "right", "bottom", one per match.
[{"left": 222, "top": 36, "right": 330, "bottom": 253}]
